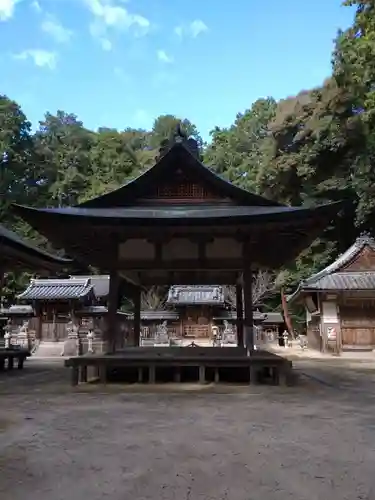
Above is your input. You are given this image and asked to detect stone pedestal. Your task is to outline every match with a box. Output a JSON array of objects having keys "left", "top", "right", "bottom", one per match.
[{"left": 62, "top": 321, "right": 81, "bottom": 356}]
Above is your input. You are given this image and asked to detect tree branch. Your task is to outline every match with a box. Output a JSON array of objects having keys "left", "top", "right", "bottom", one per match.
[
  {"left": 140, "top": 286, "right": 168, "bottom": 310},
  {"left": 225, "top": 270, "right": 277, "bottom": 308}
]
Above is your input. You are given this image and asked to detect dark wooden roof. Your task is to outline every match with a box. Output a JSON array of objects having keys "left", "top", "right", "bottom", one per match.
[
  {"left": 77, "top": 140, "right": 282, "bottom": 208},
  {"left": 10, "top": 134, "right": 343, "bottom": 284},
  {"left": 0, "top": 224, "right": 72, "bottom": 272},
  {"left": 288, "top": 234, "right": 375, "bottom": 303},
  {"left": 11, "top": 202, "right": 341, "bottom": 226},
  {"left": 10, "top": 200, "right": 342, "bottom": 278}
]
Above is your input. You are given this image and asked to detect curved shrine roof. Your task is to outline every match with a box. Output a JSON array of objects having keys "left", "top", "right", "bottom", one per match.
[
  {"left": 10, "top": 131, "right": 343, "bottom": 280},
  {"left": 288, "top": 233, "right": 375, "bottom": 303},
  {"left": 77, "top": 141, "right": 283, "bottom": 209},
  {"left": 12, "top": 201, "right": 342, "bottom": 226},
  {"left": 0, "top": 224, "right": 72, "bottom": 271}
]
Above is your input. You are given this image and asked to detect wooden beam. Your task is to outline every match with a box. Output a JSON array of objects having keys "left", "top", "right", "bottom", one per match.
[
  {"left": 243, "top": 242, "right": 254, "bottom": 353},
  {"left": 236, "top": 282, "right": 244, "bottom": 347},
  {"left": 47, "top": 218, "right": 326, "bottom": 242},
  {"left": 121, "top": 272, "right": 239, "bottom": 286},
  {"left": 106, "top": 270, "right": 120, "bottom": 353},
  {"left": 133, "top": 287, "right": 141, "bottom": 347},
  {"left": 118, "top": 258, "right": 244, "bottom": 271},
  {"left": 0, "top": 266, "right": 4, "bottom": 304}
]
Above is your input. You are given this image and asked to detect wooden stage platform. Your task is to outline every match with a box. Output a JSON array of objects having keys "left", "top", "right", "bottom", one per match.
[{"left": 65, "top": 347, "right": 293, "bottom": 386}]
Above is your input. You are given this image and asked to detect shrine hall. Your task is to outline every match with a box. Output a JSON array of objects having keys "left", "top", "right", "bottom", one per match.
[{"left": 11, "top": 128, "right": 342, "bottom": 385}]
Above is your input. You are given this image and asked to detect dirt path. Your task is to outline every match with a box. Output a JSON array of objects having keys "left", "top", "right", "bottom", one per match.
[{"left": 0, "top": 360, "right": 374, "bottom": 500}]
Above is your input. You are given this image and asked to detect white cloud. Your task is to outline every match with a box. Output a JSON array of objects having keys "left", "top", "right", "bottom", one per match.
[
  {"left": 174, "top": 19, "right": 208, "bottom": 39},
  {"left": 190, "top": 19, "right": 208, "bottom": 37},
  {"left": 157, "top": 49, "right": 173, "bottom": 64},
  {"left": 0, "top": 0, "right": 20, "bottom": 21},
  {"left": 14, "top": 49, "right": 57, "bottom": 69},
  {"left": 83, "top": 0, "right": 150, "bottom": 47},
  {"left": 41, "top": 16, "right": 73, "bottom": 43},
  {"left": 31, "top": 0, "right": 41, "bottom": 13}
]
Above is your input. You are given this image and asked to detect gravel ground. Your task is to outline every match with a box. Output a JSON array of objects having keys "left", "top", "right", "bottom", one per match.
[{"left": 0, "top": 359, "right": 375, "bottom": 500}]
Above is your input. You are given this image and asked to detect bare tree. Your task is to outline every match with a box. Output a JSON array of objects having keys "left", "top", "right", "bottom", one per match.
[
  {"left": 225, "top": 270, "right": 277, "bottom": 308},
  {"left": 141, "top": 286, "right": 168, "bottom": 310}
]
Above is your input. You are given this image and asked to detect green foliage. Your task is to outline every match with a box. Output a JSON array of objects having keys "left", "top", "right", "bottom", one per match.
[
  {"left": 1, "top": 0, "right": 375, "bottom": 305},
  {"left": 205, "top": 98, "right": 277, "bottom": 189}
]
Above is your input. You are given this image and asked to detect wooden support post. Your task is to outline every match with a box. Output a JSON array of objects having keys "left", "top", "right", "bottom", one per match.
[
  {"left": 137, "top": 367, "right": 143, "bottom": 383},
  {"left": 249, "top": 366, "right": 257, "bottom": 385},
  {"left": 214, "top": 367, "right": 220, "bottom": 383},
  {"left": 243, "top": 242, "right": 254, "bottom": 354},
  {"left": 236, "top": 282, "right": 244, "bottom": 347},
  {"left": 99, "top": 364, "right": 107, "bottom": 384},
  {"left": 133, "top": 287, "right": 141, "bottom": 347},
  {"left": 36, "top": 305, "right": 42, "bottom": 341},
  {"left": 174, "top": 367, "right": 181, "bottom": 383},
  {"left": 148, "top": 364, "right": 156, "bottom": 384},
  {"left": 199, "top": 364, "right": 205, "bottom": 384},
  {"left": 0, "top": 266, "right": 4, "bottom": 305},
  {"left": 107, "top": 270, "right": 120, "bottom": 353},
  {"left": 71, "top": 366, "right": 79, "bottom": 386},
  {"left": 52, "top": 308, "right": 57, "bottom": 342},
  {"left": 8, "top": 357, "right": 14, "bottom": 370},
  {"left": 80, "top": 365, "right": 87, "bottom": 383},
  {"left": 0, "top": 358, "right": 4, "bottom": 371}
]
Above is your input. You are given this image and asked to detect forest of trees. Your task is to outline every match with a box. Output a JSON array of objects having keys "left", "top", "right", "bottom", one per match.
[{"left": 1, "top": 0, "right": 374, "bottom": 304}]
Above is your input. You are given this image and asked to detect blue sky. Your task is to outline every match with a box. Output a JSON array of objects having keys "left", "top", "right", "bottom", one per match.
[{"left": 1, "top": 0, "right": 355, "bottom": 140}]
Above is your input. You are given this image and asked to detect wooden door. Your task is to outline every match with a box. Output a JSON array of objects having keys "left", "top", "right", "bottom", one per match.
[
  {"left": 340, "top": 306, "right": 375, "bottom": 347},
  {"left": 41, "top": 321, "right": 67, "bottom": 341},
  {"left": 182, "top": 306, "right": 210, "bottom": 338}
]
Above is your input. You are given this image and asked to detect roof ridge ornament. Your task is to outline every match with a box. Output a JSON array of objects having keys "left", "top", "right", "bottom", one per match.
[
  {"left": 357, "top": 231, "right": 375, "bottom": 245},
  {"left": 174, "top": 123, "right": 187, "bottom": 143},
  {"left": 156, "top": 121, "right": 200, "bottom": 160}
]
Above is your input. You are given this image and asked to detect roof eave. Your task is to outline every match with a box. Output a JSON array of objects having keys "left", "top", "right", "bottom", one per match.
[
  {"left": 0, "top": 229, "right": 73, "bottom": 270},
  {"left": 11, "top": 200, "right": 343, "bottom": 226}
]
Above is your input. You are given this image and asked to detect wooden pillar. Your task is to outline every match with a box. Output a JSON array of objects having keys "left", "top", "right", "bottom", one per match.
[
  {"left": 35, "top": 303, "right": 43, "bottom": 340},
  {"left": 52, "top": 307, "right": 57, "bottom": 342},
  {"left": 0, "top": 266, "right": 4, "bottom": 305},
  {"left": 133, "top": 286, "right": 141, "bottom": 347},
  {"left": 106, "top": 270, "right": 120, "bottom": 353},
  {"left": 236, "top": 282, "right": 244, "bottom": 347},
  {"left": 243, "top": 242, "right": 254, "bottom": 354}
]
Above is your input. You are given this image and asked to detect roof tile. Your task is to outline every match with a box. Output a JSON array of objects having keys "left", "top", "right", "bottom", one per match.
[{"left": 18, "top": 278, "right": 94, "bottom": 301}]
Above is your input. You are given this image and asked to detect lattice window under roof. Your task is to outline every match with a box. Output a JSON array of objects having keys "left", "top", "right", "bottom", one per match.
[{"left": 155, "top": 182, "right": 216, "bottom": 199}]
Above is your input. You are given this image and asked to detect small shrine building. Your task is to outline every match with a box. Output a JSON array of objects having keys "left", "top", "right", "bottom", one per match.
[
  {"left": 288, "top": 233, "right": 375, "bottom": 352},
  {"left": 14, "top": 278, "right": 284, "bottom": 345}
]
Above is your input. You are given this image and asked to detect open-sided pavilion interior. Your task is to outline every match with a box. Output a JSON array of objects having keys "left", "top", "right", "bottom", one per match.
[
  {"left": 0, "top": 225, "right": 72, "bottom": 371},
  {"left": 12, "top": 129, "right": 341, "bottom": 384},
  {"left": 0, "top": 224, "right": 72, "bottom": 297}
]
